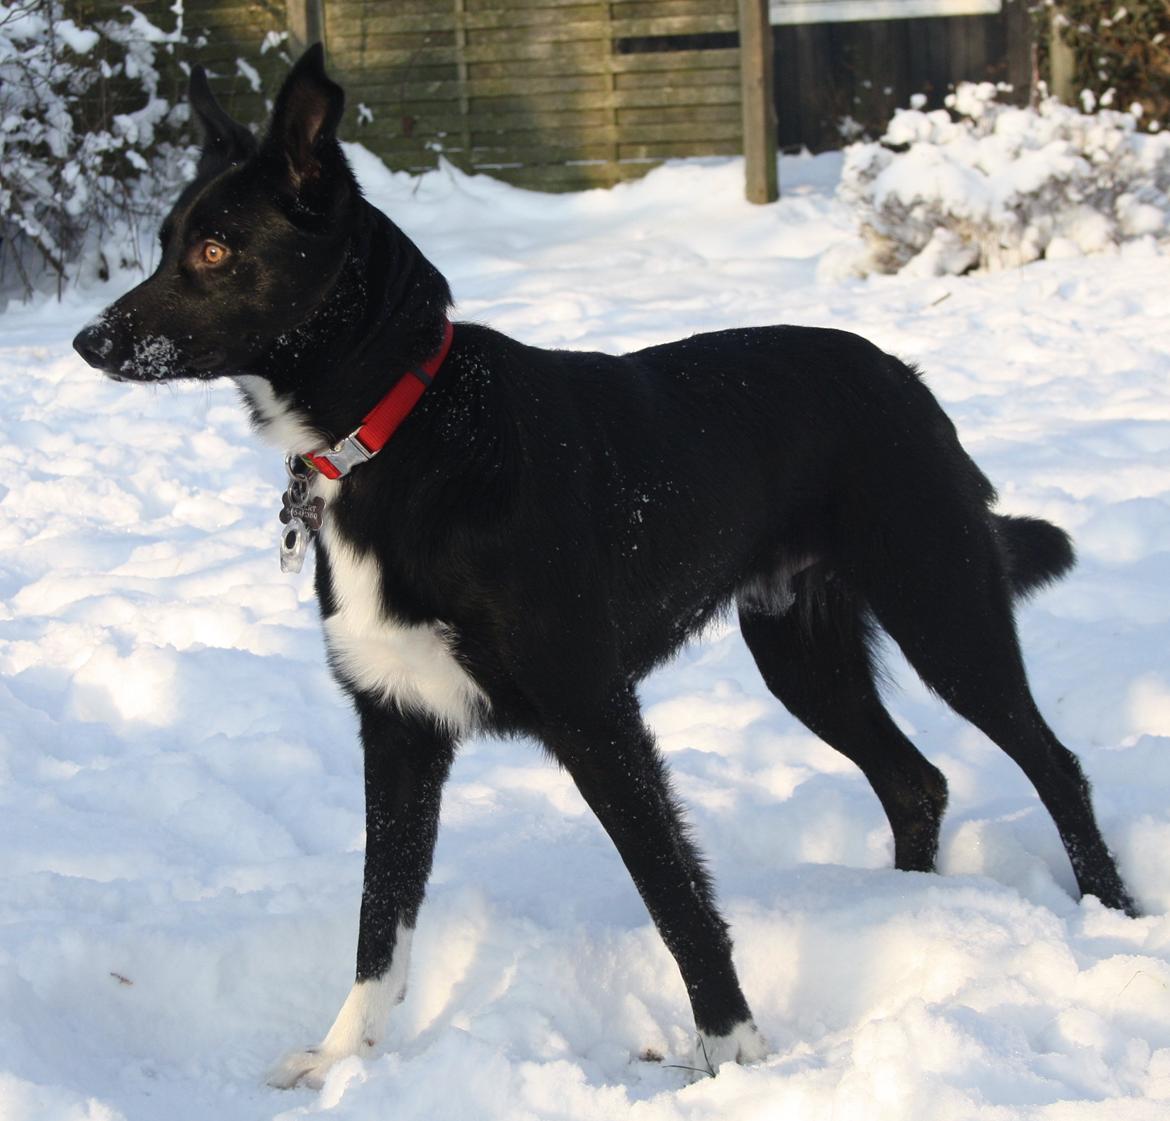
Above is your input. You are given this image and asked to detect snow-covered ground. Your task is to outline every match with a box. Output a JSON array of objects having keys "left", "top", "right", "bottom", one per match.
[{"left": 2, "top": 149, "right": 1169, "bottom": 1121}]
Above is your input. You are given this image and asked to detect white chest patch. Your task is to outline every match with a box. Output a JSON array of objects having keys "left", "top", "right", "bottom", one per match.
[
  {"left": 318, "top": 528, "right": 488, "bottom": 732},
  {"left": 233, "top": 376, "right": 483, "bottom": 728}
]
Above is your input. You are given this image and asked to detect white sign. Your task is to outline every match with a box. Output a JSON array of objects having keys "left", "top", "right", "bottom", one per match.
[{"left": 770, "top": 0, "right": 1003, "bottom": 25}]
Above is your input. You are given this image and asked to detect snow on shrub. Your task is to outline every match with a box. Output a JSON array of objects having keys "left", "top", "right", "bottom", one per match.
[
  {"left": 0, "top": 1, "right": 197, "bottom": 300},
  {"left": 833, "top": 82, "right": 1170, "bottom": 277}
]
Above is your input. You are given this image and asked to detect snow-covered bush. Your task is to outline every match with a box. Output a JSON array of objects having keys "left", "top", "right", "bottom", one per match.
[
  {"left": 835, "top": 82, "right": 1170, "bottom": 277},
  {"left": 0, "top": 1, "right": 197, "bottom": 299}
]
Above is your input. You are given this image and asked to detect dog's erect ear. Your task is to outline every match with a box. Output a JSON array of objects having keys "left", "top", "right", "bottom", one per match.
[
  {"left": 189, "top": 65, "right": 257, "bottom": 171},
  {"left": 265, "top": 44, "right": 345, "bottom": 190}
]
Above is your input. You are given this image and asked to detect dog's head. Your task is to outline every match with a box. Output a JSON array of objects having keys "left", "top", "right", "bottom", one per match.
[{"left": 73, "top": 45, "right": 357, "bottom": 383}]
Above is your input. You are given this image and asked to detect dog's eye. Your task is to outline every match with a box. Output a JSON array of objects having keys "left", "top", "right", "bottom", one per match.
[{"left": 197, "top": 240, "right": 230, "bottom": 267}]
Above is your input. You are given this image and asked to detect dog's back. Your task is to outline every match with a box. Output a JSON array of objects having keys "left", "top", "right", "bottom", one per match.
[{"left": 426, "top": 322, "right": 1028, "bottom": 681}]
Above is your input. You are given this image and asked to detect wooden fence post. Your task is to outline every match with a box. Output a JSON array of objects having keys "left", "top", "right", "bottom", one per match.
[
  {"left": 738, "top": 0, "right": 778, "bottom": 203},
  {"left": 288, "top": 0, "right": 326, "bottom": 55},
  {"left": 1048, "top": 7, "right": 1076, "bottom": 105}
]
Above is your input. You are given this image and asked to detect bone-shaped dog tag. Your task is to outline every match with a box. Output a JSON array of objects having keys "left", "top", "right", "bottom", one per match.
[
  {"left": 280, "top": 493, "right": 325, "bottom": 531},
  {"left": 280, "top": 516, "right": 310, "bottom": 574}
]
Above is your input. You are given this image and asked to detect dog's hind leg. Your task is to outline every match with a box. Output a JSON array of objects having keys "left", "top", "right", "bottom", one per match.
[
  {"left": 543, "top": 689, "right": 767, "bottom": 1077},
  {"left": 738, "top": 572, "right": 948, "bottom": 873},
  {"left": 849, "top": 505, "right": 1138, "bottom": 916},
  {"left": 268, "top": 700, "right": 456, "bottom": 1089}
]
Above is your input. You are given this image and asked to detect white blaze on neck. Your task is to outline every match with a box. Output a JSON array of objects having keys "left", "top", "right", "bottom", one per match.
[{"left": 234, "top": 374, "right": 323, "bottom": 454}]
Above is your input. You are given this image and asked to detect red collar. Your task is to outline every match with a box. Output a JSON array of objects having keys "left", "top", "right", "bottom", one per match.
[{"left": 302, "top": 320, "right": 455, "bottom": 480}]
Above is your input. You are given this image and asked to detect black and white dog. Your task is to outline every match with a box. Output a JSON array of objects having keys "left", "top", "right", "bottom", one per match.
[{"left": 73, "top": 47, "right": 1136, "bottom": 1088}]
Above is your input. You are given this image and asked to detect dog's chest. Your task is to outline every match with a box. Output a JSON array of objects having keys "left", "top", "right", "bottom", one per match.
[
  {"left": 315, "top": 523, "right": 487, "bottom": 732},
  {"left": 231, "top": 376, "right": 485, "bottom": 730}
]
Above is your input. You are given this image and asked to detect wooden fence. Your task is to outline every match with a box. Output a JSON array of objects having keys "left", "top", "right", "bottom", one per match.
[
  {"left": 69, "top": 0, "right": 741, "bottom": 191},
  {"left": 72, "top": 0, "right": 1032, "bottom": 192},
  {"left": 322, "top": 0, "right": 743, "bottom": 190}
]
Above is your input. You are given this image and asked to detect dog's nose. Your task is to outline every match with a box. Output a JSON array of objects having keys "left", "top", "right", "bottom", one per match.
[{"left": 72, "top": 321, "right": 113, "bottom": 369}]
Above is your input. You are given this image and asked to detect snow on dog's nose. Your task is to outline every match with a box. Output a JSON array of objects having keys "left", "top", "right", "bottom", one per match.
[
  {"left": 73, "top": 306, "right": 141, "bottom": 379},
  {"left": 73, "top": 305, "right": 186, "bottom": 383}
]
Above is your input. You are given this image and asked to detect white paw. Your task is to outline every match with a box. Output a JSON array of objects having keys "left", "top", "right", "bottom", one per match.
[
  {"left": 692, "top": 1020, "right": 769, "bottom": 1078},
  {"left": 266, "top": 1044, "right": 368, "bottom": 1090},
  {"left": 268, "top": 956, "right": 412, "bottom": 1090}
]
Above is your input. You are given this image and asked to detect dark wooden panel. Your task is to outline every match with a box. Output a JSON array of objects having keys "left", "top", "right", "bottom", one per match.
[{"left": 773, "top": 8, "right": 1033, "bottom": 154}]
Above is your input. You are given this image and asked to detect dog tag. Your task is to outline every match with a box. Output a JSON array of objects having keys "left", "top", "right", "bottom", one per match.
[
  {"left": 277, "top": 454, "right": 327, "bottom": 574},
  {"left": 280, "top": 492, "right": 325, "bottom": 531},
  {"left": 280, "top": 515, "right": 310, "bottom": 574}
]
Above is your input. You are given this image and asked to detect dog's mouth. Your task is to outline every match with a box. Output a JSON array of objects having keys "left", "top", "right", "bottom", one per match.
[
  {"left": 107, "top": 345, "right": 228, "bottom": 383},
  {"left": 187, "top": 348, "right": 228, "bottom": 376}
]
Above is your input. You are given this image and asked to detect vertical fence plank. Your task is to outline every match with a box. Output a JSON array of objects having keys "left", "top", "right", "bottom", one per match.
[
  {"left": 1003, "top": 0, "right": 1033, "bottom": 106},
  {"left": 1048, "top": 7, "right": 1075, "bottom": 104},
  {"left": 604, "top": 1, "right": 619, "bottom": 168},
  {"left": 738, "top": 0, "right": 778, "bottom": 202},
  {"left": 453, "top": 0, "right": 472, "bottom": 165},
  {"left": 289, "top": 0, "right": 326, "bottom": 54}
]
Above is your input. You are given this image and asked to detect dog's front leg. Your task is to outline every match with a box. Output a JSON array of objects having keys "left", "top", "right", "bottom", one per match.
[
  {"left": 546, "top": 690, "right": 768, "bottom": 1078},
  {"left": 268, "top": 699, "right": 456, "bottom": 1090}
]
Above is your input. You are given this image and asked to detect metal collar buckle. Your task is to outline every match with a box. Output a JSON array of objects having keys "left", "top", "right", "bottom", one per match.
[{"left": 320, "top": 432, "right": 373, "bottom": 477}]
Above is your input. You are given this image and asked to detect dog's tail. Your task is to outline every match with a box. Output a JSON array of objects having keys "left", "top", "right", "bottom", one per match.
[{"left": 994, "top": 514, "right": 1076, "bottom": 600}]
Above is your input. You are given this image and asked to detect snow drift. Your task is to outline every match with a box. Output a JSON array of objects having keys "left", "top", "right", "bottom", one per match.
[{"left": 0, "top": 150, "right": 1168, "bottom": 1120}]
